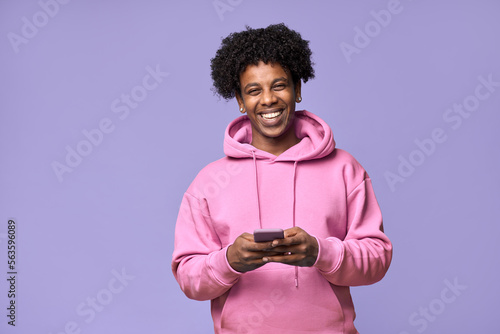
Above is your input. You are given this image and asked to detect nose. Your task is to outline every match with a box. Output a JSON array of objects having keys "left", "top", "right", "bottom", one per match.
[{"left": 260, "top": 88, "right": 278, "bottom": 106}]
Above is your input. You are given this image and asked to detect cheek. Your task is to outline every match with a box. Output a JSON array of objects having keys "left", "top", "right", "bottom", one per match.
[
  {"left": 244, "top": 98, "right": 258, "bottom": 110},
  {"left": 282, "top": 91, "right": 296, "bottom": 106}
]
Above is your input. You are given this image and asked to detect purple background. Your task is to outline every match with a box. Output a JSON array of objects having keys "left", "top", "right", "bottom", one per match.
[{"left": 1, "top": 0, "right": 499, "bottom": 333}]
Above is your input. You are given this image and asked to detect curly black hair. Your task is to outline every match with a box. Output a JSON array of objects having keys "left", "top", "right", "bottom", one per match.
[{"left": 210, "top": 23, "right": 315, "bottom": 100}]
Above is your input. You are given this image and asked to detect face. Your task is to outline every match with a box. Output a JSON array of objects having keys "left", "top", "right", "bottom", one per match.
[{"left": 236, "top": 61, "right": 301, "bottom": 152}]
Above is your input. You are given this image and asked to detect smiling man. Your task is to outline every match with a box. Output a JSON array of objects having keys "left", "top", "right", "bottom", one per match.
[{"left": 172, "top": 23, "right": 393, "bottom": 334}]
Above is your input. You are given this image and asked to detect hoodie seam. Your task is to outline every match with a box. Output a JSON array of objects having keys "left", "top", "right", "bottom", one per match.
[
  {"left": 207, "top": 248, "right": 241, "bottom": 287},
  {"left": 346, "top": 177, "right": 369, "bottom": 199},
  {"left": 182, "top": 192, "right": 224, "bottom": 252},
  {"left": 184, "top": 191, "right": 211, "bottom": 218},
  {"left": 316, "top": 237, "right": 345, "bottom": 275}
]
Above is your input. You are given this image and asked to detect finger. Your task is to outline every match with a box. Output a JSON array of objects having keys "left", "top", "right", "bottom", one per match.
[
  {"left": 271, "top": 236, "right": 302, "bottom": 248},
  {"left": 239, "top": 251, "right": 276, "bottom": 264},
  {"left": 238, "top": 234, "right": 274, "bottom": 251},
  {"left": 262, "top": 253, "right": 299, "bottom": 264},
  {"left": 241, "top": 232, "right": 254, "bottom": 241},
  {"left": 259, "top": 251, "right": 288, "bottom": 258},
  {"left": 249, "top": 241, "right": 276, "bottom": 252},
  {"left": 269, "top": 245, "right": 301, "bottom": 254},
  {"left": 283, "top": 227, "right": 302, "bottom": 238}
]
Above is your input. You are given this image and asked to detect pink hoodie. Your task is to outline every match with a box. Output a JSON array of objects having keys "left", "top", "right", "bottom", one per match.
[{"left": 172, "top": 110, "right": 392, "bottom": 333}]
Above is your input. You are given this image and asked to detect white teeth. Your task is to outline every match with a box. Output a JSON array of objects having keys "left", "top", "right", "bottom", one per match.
[{"left": 261, "top": 111, "right": 282, "bottom": 119}]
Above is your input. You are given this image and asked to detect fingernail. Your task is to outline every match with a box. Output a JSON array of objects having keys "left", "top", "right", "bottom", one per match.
[{"left": 262, "top": 257, "right": 269, "bottom": 262}]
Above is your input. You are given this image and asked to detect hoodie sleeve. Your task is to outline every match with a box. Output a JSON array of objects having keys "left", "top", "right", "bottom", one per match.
[
  {"left": 171, "top": 192, "right": 242, "bottom": 301},
  {"left": 313, "top": 167, "right": 393, "bottom": 287}
]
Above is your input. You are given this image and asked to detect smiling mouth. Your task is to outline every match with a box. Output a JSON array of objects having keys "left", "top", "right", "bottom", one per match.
[{"left": 259, "top": 110, "right": 283, "bottom": 120}]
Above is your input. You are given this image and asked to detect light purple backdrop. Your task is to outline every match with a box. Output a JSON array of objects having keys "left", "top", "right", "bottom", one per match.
[{"left": 1, "top": 1, "right": 499, "bottom": 333}]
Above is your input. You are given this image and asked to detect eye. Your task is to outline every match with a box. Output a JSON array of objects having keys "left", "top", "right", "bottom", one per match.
[
  {"left": 273, "top": 84, "right": 286, "bottom": 90},
  {"left": 247, "top": 89, "right": 260, "bottom": 95}
]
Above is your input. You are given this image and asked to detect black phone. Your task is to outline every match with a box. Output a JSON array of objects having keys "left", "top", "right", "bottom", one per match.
[{"left": 253, "top": 228, "right": 284, "bottom": 242}]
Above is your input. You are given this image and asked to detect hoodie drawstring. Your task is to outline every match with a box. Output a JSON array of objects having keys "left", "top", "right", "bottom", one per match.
[
  {"left": 252, "top": 151, "right": 262, "bottom": 229},
  {"left": 292, "top": 161, "right": 299, "bottom": 287}
]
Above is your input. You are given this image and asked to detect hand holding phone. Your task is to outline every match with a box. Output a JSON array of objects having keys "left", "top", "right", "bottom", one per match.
[{"left": 253, "top": 228, "right": 284, "bottom": 242}]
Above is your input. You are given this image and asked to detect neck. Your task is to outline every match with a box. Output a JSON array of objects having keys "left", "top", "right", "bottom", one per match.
[{"left": 251, "top": 126, "right": 300, "bottom": 156}]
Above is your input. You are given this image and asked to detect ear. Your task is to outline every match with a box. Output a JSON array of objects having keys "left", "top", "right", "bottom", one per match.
[
  {"left": 294, "top": 80, "right": 302, "bottom": 102},
  {"left": 235, "top": 90, "right": 245, "bottom": 112}
]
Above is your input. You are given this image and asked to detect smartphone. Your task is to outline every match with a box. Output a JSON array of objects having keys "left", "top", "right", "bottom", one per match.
[{"left": 253, "top": 228, "right": 284, "bottom": 242}]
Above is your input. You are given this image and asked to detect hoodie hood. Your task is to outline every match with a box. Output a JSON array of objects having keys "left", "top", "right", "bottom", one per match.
[{"left": 224, "top": 110, "right": 335, "bottom": 161}]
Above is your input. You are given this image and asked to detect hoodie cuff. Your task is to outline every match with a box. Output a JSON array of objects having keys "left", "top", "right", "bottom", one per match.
[
  {"left": 313, "top": 236, "right": 344, "bottom": 274},
  {"left": 208, "top": 245, "right": 242, "bottom": 286}
]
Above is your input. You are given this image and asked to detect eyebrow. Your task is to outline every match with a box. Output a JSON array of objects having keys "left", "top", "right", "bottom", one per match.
[{"left": 243, "top": 77, "right": 288, "bottom": 91}]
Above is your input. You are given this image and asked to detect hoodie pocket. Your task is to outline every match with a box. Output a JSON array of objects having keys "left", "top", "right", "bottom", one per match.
[{"left": 218, "top": 266, "right": 349, "bottom": 333}]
